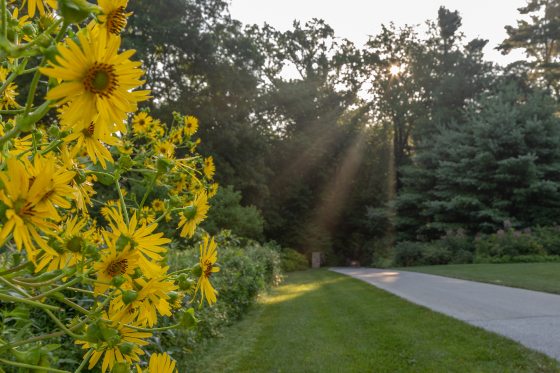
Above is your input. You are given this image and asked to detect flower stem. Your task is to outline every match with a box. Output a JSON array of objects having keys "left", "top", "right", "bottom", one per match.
[
  {"left": 0, "top": 358, "right": 71, "bottom": 373},
  {"left": 74, "top": 349, "right": 93, "bottom": 373},
  {"left": 116, "top": 178, "right": 130, "bottom": 225},
  {"left": 1, "top": 0, "right": 6, "bottom": 39},
  {"left": 0, "top": 293, "right": 60, "bottom": 311}
]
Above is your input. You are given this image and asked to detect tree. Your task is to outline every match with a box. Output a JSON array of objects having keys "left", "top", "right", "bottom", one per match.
[
  {"left": 499, "top": 0, "right": 560, "bottom": 95},
  {"left": 402, "top": 83, "right": 560, "bottom": 237}
]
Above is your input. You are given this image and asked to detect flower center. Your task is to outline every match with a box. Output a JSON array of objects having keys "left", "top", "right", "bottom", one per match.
[
  {"left": 107, "top": 258, "right": 128, "bottom": 277},
  {"left": 84, "top": 63, "right": 118, "bottom": 97},
  {"left": 203, "top": 260, "right": 213, "bottom": 277},
  {"left": 107, "top": 6, "right": 127, "bottom": 35}
]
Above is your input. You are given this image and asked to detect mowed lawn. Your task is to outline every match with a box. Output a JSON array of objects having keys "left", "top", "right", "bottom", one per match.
[
  {"left": 403, "top": 262, "right": 560, "bottom": 294},
  {"left": 187, "top": 270, "right": 560, "bottom": 373}
]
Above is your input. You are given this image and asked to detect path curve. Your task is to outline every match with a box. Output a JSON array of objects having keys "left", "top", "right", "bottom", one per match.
[{"left": 331, "top": 267, "right": 560, "bottom": 360}]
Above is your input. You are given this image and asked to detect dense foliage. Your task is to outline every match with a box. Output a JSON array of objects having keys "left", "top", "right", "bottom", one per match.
[{"left": 92, "top": 0, "right": 560, "bottom": 265}]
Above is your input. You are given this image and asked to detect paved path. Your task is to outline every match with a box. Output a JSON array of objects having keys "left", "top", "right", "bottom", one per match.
[{"left": 331, "top": 267, "right": 560, "bottom": 360}]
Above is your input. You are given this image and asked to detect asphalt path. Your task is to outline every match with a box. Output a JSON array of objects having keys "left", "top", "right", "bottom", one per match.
[{"left": 331, "top": 267, "right": 560, "bottom": 360}]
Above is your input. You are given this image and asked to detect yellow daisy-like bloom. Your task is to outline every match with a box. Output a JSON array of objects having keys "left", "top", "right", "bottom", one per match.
[
  {"left": 196, "top": 235, "right": 219, "bottom": 305},
  {"left": 138, "top": 206, "right": 155, "bottom": 226},
  {"left": 112, "top": 275, "right": 178, "bottom": 327},
  {"left": 35, "top": 216, "right": 93, "bottom": 272},
  {"left": 208, "top": 183, "right": 219, "bottom": 198},
  {"left": 117, "top": 139, "right": 134, "bottom": 155},
  {"left": 22, "top": 0, "right": 57, "bottom": 18},
  {"left": 40, "top": 28, "right": 149, "bottom": 134},
  {"left": 168, "top": 128, "right": 183, "bottom": 144},
  {"left": 93, "top": 243, "right": 139, "bottom": 294},
  {"left": 0, "top": 122, "right": 32, "bottom": 161},
  {"left": 65, "top": 120, "right": 117, "bottom": 169},
  {"left": 173, "top": 175, "right": 188, "bottom": 194},
  {"left": 177, "top": 192, "right": 209, "bottom": 238},
  {"left": 136, "top": 353, "right": 178, "bottom": 373},
  {"left": 132, "top": 112, "right": 153, "bottom": 135},
  {"left": 154, "top": 141, "right": 175, "bottom": 158},
  {"left": 104, "top": 208, "right": 171, "bottom": 277},
  {"left": 183, "top": 115, "right": 198, "bottom": 137},
  {"left": 77, "top": 321, "right": 151, "bottom": 373},
  {"left": 0, "top": 67, "right": 19, "bottom": 109},
  {"left": 147, "top": 119, "right": 165, "bottom": 140},
  {"left": 0, "top": 158, "right": 58, "bottom": 260},
  {"left": 203, "top": 156, "right": 215, "bottom": 180},
  {"left": 27, "top": 155, "right": 76, "bottom": 219},
  {"left": 151, "top": 199, "right": 165, "bottom": 212},
  {"left": 97, "top": 0, "right": 131, "bottom": 38}
]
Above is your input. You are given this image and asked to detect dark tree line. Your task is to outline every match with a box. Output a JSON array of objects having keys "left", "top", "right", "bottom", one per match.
[{"left": 125, "top": 0, "right": 560, "bottom": 264}]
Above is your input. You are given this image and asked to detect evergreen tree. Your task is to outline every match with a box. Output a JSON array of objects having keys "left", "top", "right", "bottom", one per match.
[{"left": 400, "top": 83, "right": 560, "bottom": 238}]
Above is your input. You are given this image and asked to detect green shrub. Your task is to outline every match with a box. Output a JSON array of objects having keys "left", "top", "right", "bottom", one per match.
[
  {"left": 163, "top": 232, "right": 282, "bottom": 367},
  {"left": 422, "top": 244, "right": 452, "bottom": 265},
  {"left": 475, "top": 230, "right": 545, "bottom": 260},
  {"left": 393, "top": 241, "right": 426, "bottom": 266},
  {"left": 203, "top": 186, "right": 265, "bottom": 240},
  {"left": 533, "top": 226, "right": 560, "bottom": 255},
  {"left": 280, "top": 248, "right": 309, "bottom": 272}
]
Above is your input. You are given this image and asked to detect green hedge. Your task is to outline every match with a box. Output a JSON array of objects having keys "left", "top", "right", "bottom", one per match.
[
  {"left": 393, "top": 227, "right": 560, "bottom": 266},
  {"left": 280, "top": 248, "right": 309, "bottom": 272},
  {"left": 161, "top": 232, "right": 282, "bottom": 369}
]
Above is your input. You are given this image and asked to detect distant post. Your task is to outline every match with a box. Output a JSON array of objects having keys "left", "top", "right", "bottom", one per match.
[{"left": 312, "top": 252, "right": 321, "bottom": 268}]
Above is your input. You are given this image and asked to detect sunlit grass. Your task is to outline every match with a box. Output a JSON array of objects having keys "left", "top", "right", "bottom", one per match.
[
  {"left": 402, "top": 262, "right": 560, "bottom": 294},
  {"left": 184, "top": 270, "right": 559, "bottom": 372}
]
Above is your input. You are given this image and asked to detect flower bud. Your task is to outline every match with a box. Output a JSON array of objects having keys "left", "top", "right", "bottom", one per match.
[
  {"left": 191, "top": 263, "right": 202, "bottom": 278},
  {"left": 118, "top": 342, "right": 135, "bottom": 355},
  {"left": 182, "top": 205, "right": 197, "bottom": 220},
  {"left": 122, "top": 290, "right": 138, "bottom": 305},
  {"left": 177, "top": 274, "right": 195, "bottom": 291},
  {"left": 57, "top": 0, "right": 100, "bottom": 24},
  {"left": 111, "top": 275, "right": 127, "bottom": 288}
]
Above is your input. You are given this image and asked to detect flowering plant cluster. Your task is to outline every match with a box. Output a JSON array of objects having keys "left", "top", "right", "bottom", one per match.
[{"left": 0, "top": 1, "right": 220, "bottom": 372}]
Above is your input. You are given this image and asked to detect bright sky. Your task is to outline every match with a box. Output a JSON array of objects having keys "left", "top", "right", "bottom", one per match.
[{"left": 229, "top": 0, "right": 528, "bottom": 66}]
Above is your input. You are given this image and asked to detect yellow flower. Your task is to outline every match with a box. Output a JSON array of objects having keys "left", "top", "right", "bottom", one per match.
[
  {"left": 153, "top": 141, "right": 175, "bottom": 158},
  {"left": 112, "top": 275, "right": 178, "bottom": 327},
  {"left": 169, "top": 128, "right": 183, "bottom": 144},
  {"left": 177, "top": 192, "right": 209, "bottom": 238},
  {"left": 151, "top": 199, "right": 165, "bottom": 212},
  {"left": 136, "top": 353, "right": 178, "bottom": 373},
  {"left": 117, "top": 139, "right": 134, "bottom": 155},
  {"left": 203, "top": 156, "right": 215, "bottom": 180},
  {"left": 96, "top": 0, "right": 131, "bottom": 38},
  {"left": 147, "top": 119, "right": 165, "bottom": 140},
  {"left": 195, "top": 235, "right": 219, "bottom": 305},
  {"left": 65, "top": 120, "right": 116, "bottom": 169},
  {"left": 35, "top": 216, "right": 93, "bottom": 272},
  {"left": 93, "top": 243, "right": 139, "bottom": 294},
  {"left": 0, "top": 158, "right": 59, "bottom": 260},
  {"left": 138, "top": 206, "right": 155, "bottom": 226},
  {"left": 0, "top": 67, "right": 19, "bottom": 109},
  {"left": 183, "top": 115, "right": 198, "bottom": 137},
  {"left": 23, "top": 0, "right": 57, "bottom": 18},
  {"left": 104, "top": 207, "right": 171, "bottom": 277},
  {"left": 40, "top": 28, "right": 149, "bottom": 134},
  {"left": 208, "top": 183, "right": 219, "bottom": 198},
  {"left": 27, "top": 154, "right": 76, "bottom": 218},
  {"left": 77, "top": 320, "right": 151, "bottom": 373},
  {"left": 132, "top": 112, "right": 153, "bottom": 135}
]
